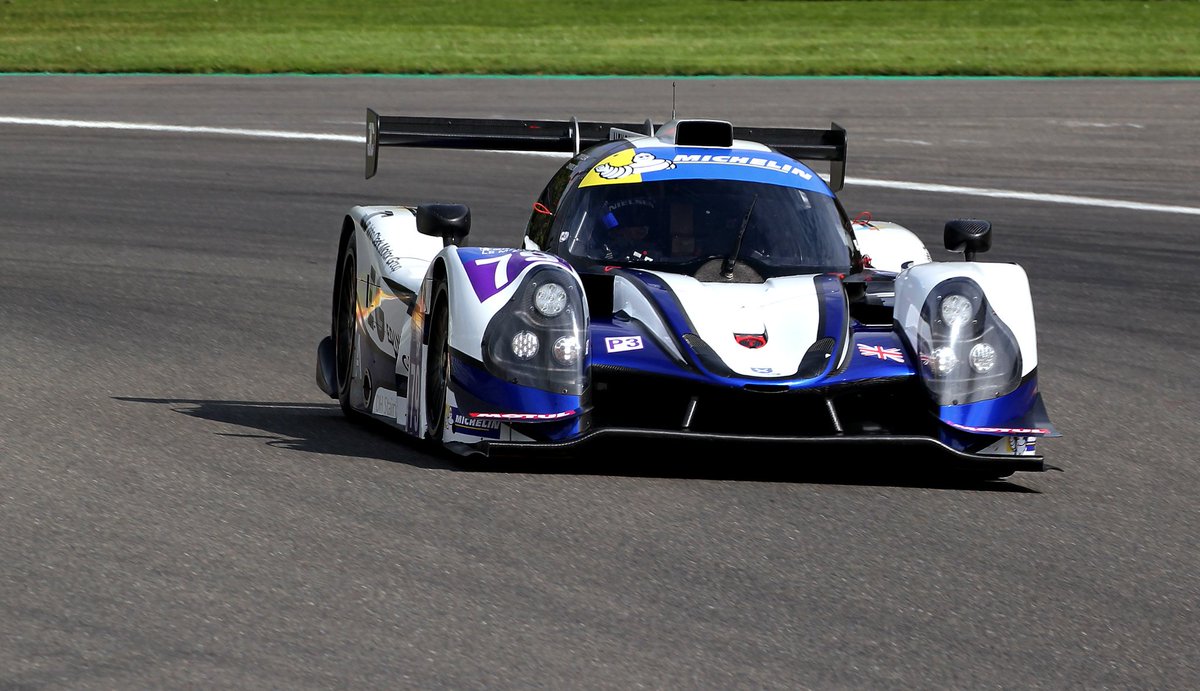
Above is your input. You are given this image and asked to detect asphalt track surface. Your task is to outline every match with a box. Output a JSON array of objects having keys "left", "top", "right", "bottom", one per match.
[{"left": 1, "top": 76, "right": 1197, "bottom": 689}]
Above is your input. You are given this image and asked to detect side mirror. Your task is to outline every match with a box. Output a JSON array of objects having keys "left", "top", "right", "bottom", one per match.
[
  {"left": 416, "top": 203, "right": 471, "bottom": 247},
  {"left": 944, "top": 218, "right": 991, "bottom": 261}
]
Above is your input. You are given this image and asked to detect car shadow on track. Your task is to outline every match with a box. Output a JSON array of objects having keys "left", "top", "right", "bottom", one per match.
[
  {"left": 534, "top": 455, "right": 1043, "bottom": 493},
  {"left": 116, "top": 397, "right": 1042, "bottom": 492},
  {"left": 114, "top": 396, "right": 458, "bottom": 470}
]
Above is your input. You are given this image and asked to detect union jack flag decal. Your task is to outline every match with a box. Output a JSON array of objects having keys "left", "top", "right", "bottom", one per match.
[{"left": 857, "top": 343, "right": 905, "bottom": 363}]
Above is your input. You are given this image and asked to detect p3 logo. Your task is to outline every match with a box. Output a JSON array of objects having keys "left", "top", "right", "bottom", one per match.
[{"left": 604, "top": 336, "right": 643, "bottom": 353}]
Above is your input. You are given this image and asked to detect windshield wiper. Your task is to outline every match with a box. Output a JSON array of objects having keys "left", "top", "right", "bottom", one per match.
[{"left": 721, "top": 194, "right": 758, "bottom": 278}]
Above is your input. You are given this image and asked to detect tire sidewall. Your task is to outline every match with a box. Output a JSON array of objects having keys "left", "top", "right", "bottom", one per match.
[
  {"left": 335, "top": 242, "right": 358, "bottom": 414},
  {"left": 425, "top": 281, "right": 451, "bottom": 441}
]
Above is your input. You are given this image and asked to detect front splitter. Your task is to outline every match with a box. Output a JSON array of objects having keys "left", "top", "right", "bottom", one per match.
[{"left": 449, "top": 427, "right": 1045, "bottom": 474}]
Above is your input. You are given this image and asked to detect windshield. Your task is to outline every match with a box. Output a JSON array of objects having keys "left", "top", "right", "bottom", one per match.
[{"left": 556, "top": 178, "right": 854, "bottom": 277}]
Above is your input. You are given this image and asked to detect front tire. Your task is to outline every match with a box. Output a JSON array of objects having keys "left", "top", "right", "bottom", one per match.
[
  {"left": 424, "top": 281, "right": 451, "bottom": 442},
  {"left": 334, "top": 242, "right": 359, "bottom": 417}
]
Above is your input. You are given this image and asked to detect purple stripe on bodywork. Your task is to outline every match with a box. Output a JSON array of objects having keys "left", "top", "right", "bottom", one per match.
[{"left": 458, "top": 248, "right": 571, "bottom": 303}]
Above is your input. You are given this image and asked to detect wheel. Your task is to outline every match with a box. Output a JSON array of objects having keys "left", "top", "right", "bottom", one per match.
[
  {"left": 424, "top": 280, "right": 451, "bottom": 442},
  {"left": 334, "top": 241, "right": 359, "bottom": 417}
]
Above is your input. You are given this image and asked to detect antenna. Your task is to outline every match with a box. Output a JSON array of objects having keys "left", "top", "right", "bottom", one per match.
[{"left": 671, "top": 81, "right": 677, "bottom": 119}]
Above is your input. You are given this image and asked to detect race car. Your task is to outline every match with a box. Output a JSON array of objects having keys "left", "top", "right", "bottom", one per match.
[{"left": 314, "top": 109, "right": 1058, "bottom": 478}]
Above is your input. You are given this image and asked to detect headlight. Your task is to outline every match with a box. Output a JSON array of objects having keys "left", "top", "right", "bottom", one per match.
[
  {"left": 511, "top": 331, "right": 539, "bottom": 359},
  {"left": 940, "top": 294, "right": 974, "bottom": 327},
  {"left": 930, "top": 346, "right": 958, "bottom": 375},
  {"left": 482, "top": 264, "right": 589, "bottom": 396},
  {"left": 553, "top": 335, "right": 580, "bottom": 364},
  {"left": 969, "top": 342, "right": 997, "bottom": 373},
  {"left": 533, "top": 282, "right": 568, "bottom": 317},
  {"left": 917, "top": 277, "right": 1021, "bottom": 406}
]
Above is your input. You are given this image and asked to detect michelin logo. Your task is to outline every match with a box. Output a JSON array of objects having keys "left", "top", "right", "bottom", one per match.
[
  {"left": 672, "top": 153, "right": 813, "bottom": 180},
  {"left": 451, "top": 408, "right": 503, "bottom": 439}
]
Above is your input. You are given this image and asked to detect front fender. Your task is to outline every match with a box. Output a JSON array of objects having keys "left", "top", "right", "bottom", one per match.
[
  {"left": 895, "top": 261, "right": 1054, "bottom": 439},
  {"left": 423, "top": 248, "right": 590, "bottom": 416},
  {"left": 895, "top": 261, "right": 1038, "bottom": 377}
]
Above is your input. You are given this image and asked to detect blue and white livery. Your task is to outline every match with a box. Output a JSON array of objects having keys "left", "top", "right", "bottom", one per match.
[{"left": 314, "top": 110, "right": 1058, "bottom": 479}]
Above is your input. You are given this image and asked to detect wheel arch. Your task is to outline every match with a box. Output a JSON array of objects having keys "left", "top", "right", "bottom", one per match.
[{"left": 424, "top": 256, "right": 450, "bottom": 345}]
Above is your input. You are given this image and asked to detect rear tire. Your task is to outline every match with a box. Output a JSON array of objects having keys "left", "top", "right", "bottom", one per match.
[
  {"left": 424, "top": 281, "right": 451, "bottom": 442},
  {"left": 334, "top": 242, "right": 359, "bottom": 417}
]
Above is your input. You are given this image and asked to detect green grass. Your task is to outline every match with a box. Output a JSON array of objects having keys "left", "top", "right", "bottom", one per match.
[{"left": 1, "top": 0, "right": 1198, "bottom": 76}]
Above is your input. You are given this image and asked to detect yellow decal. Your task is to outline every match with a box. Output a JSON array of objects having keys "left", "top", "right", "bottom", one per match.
[{"left": 580, "top": 150, "right": 675, "bottom": 188}]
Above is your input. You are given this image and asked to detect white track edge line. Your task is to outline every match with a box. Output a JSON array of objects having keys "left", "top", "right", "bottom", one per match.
[{"left": 3, "top": 116, "right": 1197, "bottom": 216}]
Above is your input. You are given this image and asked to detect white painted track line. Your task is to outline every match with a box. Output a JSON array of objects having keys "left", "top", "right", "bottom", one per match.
[{"left": 3, "top": 115, "right": 1197, "bottom": 217}]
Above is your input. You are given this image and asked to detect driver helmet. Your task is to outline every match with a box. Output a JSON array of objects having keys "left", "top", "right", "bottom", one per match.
[{"left": 598, "top": 198, "right": 663, "bottom": 261}]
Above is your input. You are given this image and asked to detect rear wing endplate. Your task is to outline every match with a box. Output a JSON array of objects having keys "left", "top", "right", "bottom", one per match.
[{"left": 733, "top": 123, "right": 847, "bottom": 192}]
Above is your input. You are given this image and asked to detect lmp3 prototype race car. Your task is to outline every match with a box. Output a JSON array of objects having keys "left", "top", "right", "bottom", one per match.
[{"left": 314, "top": 109, "right": 1058, "bottom": 478}]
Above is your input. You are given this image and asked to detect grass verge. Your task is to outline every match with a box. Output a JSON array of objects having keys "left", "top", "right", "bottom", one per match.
[{"left": 1, "top": 0, "right": 1197, "bottom": 76}]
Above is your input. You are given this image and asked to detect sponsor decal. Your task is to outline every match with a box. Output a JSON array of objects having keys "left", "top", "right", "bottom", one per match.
[
  {"left": 948, "top": 421, "right": 1051, "bottom": 435},
  {"left": 981, "top": 435, "right": 1040, "bottom": 457},
  {"left": 463, "top": 250, "right": 568, "bottom": 302},
  {"left": 580, "top": 148, "right": 827, "bottom": 192},
  {"left": 605, "top": 336, "right": 644, "bottom": 353},
  {"left": 1009, "top": 436, "right": 1037, "bottom": 455},
  {"left": 359, "top": 266, "right": 405, "bottom": 355},
  {"left": 671, "top": 153, "right": 814, "bottom": 180},
  {"left": 371, "top": 387, "right": 398, "bottom": 419},
  {"left": 857, "top": 343, "right": 905, "bottom": 363},
  {"left": 735, "top": 333, "right": 767, "bottom": 349},
  {"left": 750, "top": 366, "right": 775, "bottom": 374},
  {"left": 450, "top": 407, "right": 502, "bottom": 439},
  {"left": 361, "top": 210, "right": 404, "bottom": 272},
  {"left": 469, "top": 411, "right": 575, "bottom": 421},
  {"left": 595, "top": 151, "right": 676, "bottom": 180},
  {"left": 580, "top": 150, "right": 675, "bottom": 187}
]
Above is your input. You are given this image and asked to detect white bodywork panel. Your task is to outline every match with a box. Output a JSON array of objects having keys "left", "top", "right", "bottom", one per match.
[
  {"left": 353, "top": 205, "right": 444, "bottom": 382},
  {"left": 619, "top": 271, "right": 825, "bottom": 378},
  {"left": 894, "top": 261, "right": 1038, "bottom": 376},
  {"left": 851, "top": 220, "right": 932, "bottom": 274},
  {"left": 612, "top": 273, "right": 687, "bottom": 363}
]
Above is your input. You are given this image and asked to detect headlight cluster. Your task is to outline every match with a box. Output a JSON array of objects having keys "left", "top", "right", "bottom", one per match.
[
  {"left": 917, "top": 278, "right": 1021, "bottom": 406},
  {"left": 482, "top": 266, "right": 588, "bottom": 395}
]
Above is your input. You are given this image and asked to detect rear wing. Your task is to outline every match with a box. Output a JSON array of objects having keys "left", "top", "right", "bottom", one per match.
[
  {"left": 365, "top": 109, "right": 849, "bottom": 191},
  {"left": 733, "top": 123, "right": 847, "bottom": 192},
  {"left": 366, "top": 109, "right": 656, "bottom": 179}
]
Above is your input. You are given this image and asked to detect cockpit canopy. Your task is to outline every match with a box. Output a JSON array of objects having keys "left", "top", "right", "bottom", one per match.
[{"left": 554, "top": 176, "right": 854, "bottom": 278}]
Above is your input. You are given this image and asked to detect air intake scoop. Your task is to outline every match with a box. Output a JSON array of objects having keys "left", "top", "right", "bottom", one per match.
[{"left": 656, "top": 119, "right": 734, "bottom": 148}]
